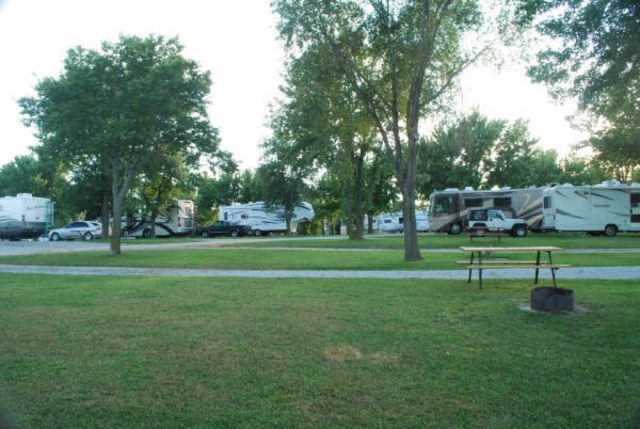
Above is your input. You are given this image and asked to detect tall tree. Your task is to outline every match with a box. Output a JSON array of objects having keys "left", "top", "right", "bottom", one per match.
[
  {"left": 20, "top": 35, "right": 220, "bottom": 253},
  {"left": 273, "top": 0, "right": 511, "bottom": 260},
  {"left": 486, "top": 119, "right": 539, "bottom": 188},
  {"left": 520, "top": 0, "right": 640, "bottom": 179}
]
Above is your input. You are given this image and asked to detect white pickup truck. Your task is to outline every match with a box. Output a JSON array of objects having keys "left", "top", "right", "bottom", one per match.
[{"left": 465, "top": 209, "right": 528, "bottom": 237}]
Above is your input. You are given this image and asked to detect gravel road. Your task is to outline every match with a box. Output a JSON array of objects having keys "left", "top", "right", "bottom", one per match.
[{"left": 1, "top": 264, "right": 639, "bottom": 280}]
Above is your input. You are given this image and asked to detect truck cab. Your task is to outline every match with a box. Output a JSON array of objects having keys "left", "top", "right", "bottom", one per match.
[{"left": 465, "top": 208, "right": 528, "bottom": 237}]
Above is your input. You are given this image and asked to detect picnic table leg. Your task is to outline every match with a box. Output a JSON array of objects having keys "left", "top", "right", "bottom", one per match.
[
  {"left": 551, "top": 268, "right": 557, "bottom": 287},
  {"left": 468, "top": 252, "right": 474, "bottom": 283},
  {"left": 478, "top": 252, "right": 483, "bottom": 290},
  {"left": 534, "top": 251, "right": 541, "bottom": 284}
]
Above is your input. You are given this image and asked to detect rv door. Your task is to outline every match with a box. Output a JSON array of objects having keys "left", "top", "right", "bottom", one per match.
[{"left": 631, "top": 193, "right": 640, "bottom": 230}]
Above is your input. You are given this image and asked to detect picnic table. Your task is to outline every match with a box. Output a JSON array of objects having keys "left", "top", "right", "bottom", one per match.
[{"left": 459, "top": 246, "right": 569, "bottom": 290}]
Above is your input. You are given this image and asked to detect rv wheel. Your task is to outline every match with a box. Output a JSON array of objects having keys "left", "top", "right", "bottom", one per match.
[
  {"left": 254, "top": 229, "right": 262, "bottom": 237},
  {"left": 143, "top": 229, "right": 152, "bottom": 239},
  {"left": 448, "top": 223, "right": 462, "bottom": 235},
  {"left": 50, "top": 232, "right": 60, "bottom": 241},
  {"left": 83, "top": 232, "right": 94, "bottom": 241},
  {"left": 201, "top": 231, "right": 210, "bottom": 238},
  {"left": 604, "top": 224, "right": 617, "bottom": 237},
  {"left": 231, "top": 230, "right": 239, "bottom": 238}
]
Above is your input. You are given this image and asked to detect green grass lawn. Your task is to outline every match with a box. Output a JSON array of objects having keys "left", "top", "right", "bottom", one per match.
[
  {"left": 222, "top": 232, "right": 640, "bottom": 249},
  {"left": 1, "top": 274, "right": 638, "bottom": 428},
  {"left": 1, "top": 247, "right": 639, "bottom": 270}
]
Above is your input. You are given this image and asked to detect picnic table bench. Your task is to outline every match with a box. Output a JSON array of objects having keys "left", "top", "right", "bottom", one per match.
[{"left": 459, "top": 246, "right": 570, "bottom": 289}]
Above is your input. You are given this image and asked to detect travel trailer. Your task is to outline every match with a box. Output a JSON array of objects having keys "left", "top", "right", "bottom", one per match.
[
  {"left": 122, "top": 199, "right": 195, "bottom": 238},
  {"left": 0, "top": 193, "right": 54, "bottom": 240},
  {"left": 218, "top": 201, "right": 314, "bottom": 236},
  {"left": 541, "top": 181, "right": 640, "bottom": 236},
  {"left": 429, "top": 187, "right": 544, "bottom": 234},
  {"left": 376, "top": 211, "right": 429, "bottom": 233}
]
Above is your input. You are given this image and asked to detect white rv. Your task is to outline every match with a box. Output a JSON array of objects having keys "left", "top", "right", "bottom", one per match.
[
  {"left": 429, "top": 186, "right": 544, "bottom": 234},
  {"left": 375, "top": 210, "right": 429, "bottom": 233},
  {"left": 219, "top": 201, "right": 314, "bottom": 236},
  {"left": 0, "top": 193, "right": 54, "bottom": 240},
  {"left": 541, "top": 181, "right": 640, "bottom": 236},
  {"left": 122, "top": 199, "right": 195, "bottom": 238}
]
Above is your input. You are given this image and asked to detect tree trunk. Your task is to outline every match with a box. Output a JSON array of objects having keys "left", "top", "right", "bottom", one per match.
[
  {"left": 367, "top": 213, "right": 374, "bottom": 234},
  {"left": 352, "top": 151, "right": 365, "bottom": 240},
  {"left": 110, "top": 194, "right": 123, "bottom": 255},
  {"left": 110, "top": 163, "right": 135, "bottom": 255},
  {"left": 149, "top": 208, "right": 159, "bottom": 239},
  {"left": 101, "top": 191, "right": 110, "bottom": 240},
  {"left": 401, "top": 182, "right": 421, "bottom": 261}
]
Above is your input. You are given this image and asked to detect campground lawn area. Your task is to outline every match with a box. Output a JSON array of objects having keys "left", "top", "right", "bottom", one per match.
[
  {"left": 220, "top": 232, "right": 640, "bottom": 250},
  {"left": 1, "top": 274, "right": 638, "bottom": 428},
  {"left": 0, "top": 247, "right": 638, "bottom": 270}
]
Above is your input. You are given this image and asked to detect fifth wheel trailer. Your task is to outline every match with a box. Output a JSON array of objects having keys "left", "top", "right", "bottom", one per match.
[
  {"left": 429, "top": 187, "right": 544, "bottom": 234},
  {"left": 219, "top": 201, "right": 314, "bottom": 235},
  {"left": 0, "top": 193, "right": 54, "bottom": 239},
  {"left": 541, "top": 182, "right": 640, "bottom": 236},
  {"left": 121, "top": 199, "right": 195, "bottom": 238}
]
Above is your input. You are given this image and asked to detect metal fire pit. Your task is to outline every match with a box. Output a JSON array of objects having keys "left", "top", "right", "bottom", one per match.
[{"left": 531, "top": 286, "right": 574, "bottom": 313}]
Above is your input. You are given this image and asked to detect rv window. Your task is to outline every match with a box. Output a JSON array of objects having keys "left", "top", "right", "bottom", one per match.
[
  {"left": 399, "top": 218, "right": 403, "bottom": 224},
  {"left": 241, "top": 214, "right": 249, "bottom": 219},
  {"left": 224, "top": 213, "right": 228, "bottom": 220},
  {"left": 631, "top": 193, "right": 640, "bottom": 208},
  {"left": 544, "top": 196, "right": 551, "bottom": 209},
  {"left": 494, "top": 197, "right": 511, "bottom": 208},
  {"left": 464, "top": 198, "right": 482, "bottom": 208},
  {"left": 433, "top": 195, "right": 458, "bottom": 215},
  {"left": 384, "top": 219, "right": 392, "bottom": 224}
]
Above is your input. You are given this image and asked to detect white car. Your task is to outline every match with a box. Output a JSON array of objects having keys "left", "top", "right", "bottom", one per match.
[{"left": 49, "top": 221, "right": 102, "bottom": 241}]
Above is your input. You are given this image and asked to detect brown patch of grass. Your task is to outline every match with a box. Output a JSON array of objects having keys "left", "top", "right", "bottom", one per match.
[
  {"left": 323, "top": 345, "right": 363, "bottom": 363},
  {"left": 368, "top": 351, "right": 400, "bottom": 364}
]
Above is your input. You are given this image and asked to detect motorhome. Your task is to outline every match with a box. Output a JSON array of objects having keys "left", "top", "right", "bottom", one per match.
[
  {"left": 541, "top": 181, "right": 640, "bottom": 236},
  {"left": 219, "top": 201, "right": 314, "bottom": 236},
  {"left": 122, "top": 199, "right": 195, "bottom": 238},
  {"left": 376, "top": 211, "right": 429, "bottom": 233},
  {"left": 429, "top": 186, "right": 544, "bottom": 234},
  {"left": 0, "top": 193, "right": 54, "bottom": 240}
]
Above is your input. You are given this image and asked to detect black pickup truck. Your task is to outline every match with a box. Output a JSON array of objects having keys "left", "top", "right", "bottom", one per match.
[{"left": 199, "top": 221, "right": 252, "bottom": 238}]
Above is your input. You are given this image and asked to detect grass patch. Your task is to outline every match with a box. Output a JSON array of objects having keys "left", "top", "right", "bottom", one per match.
[
  {"left": 1, "top": 274, "right": 638, "bottom": 427},
  {"left": 223, "top": 232, "right": 640, "bottom": 250},
  {"left": 0, "top": 247, "right": 639, "bottom": 270}
]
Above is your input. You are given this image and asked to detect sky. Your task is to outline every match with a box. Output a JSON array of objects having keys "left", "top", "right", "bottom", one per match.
[{"left": 0, "top": 0, "right": 587, "bottom": 171}]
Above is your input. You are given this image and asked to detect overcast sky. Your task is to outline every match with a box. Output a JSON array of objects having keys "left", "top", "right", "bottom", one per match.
[{"left": 0, "top": 0, "right": 586, "bottom": 170}]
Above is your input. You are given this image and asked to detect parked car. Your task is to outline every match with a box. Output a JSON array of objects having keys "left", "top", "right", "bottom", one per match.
[
  {"left": 49, "top": 221, "right": 102, "bottom": 241},
  {"left": 198, "top": 221, "right": 252, "bottom": 238},
  {"left": 464, "top": 208, "right": 528, "bottom": 237}
]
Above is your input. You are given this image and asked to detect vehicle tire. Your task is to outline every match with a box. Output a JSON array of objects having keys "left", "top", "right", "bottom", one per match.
[
  {"left": 604, "top": 224, "right": 617, "bottom": 237},
  {"left": 143, "top": 228, "right": 152, "bottom": 239},
  {"left": 50, "top": 232, "right": 60, "bottom": 241},
  {"left": 83, "top": 232, "right": 94, "bottom": 241},
  {"left": 231, "top": 230, "right": 239, "bottom": 238},
  {"left": 201, "top": 231, "right": 210, "bottom": 238},
  {"left": 254, "top": 229, "right": 262, "bottom": 237},
  {"left": 448, "top": 223, "right": 462, "bottom": 235},
  {"left": 512, "top": 224, "right": 527, "bottom": 238}
]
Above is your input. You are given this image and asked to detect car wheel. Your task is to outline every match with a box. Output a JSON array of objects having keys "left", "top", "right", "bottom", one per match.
[
  {"left": 231, "top": 230, "right": 239, "bottom": 238},
  {"left": 201, "top": 231, "right": 210, "bottom": 238},
  {"left": 254, "top": 229, "right": 262, "bottom": 237},
  {"left": 448, "top": 223, "right": 462, "bottom": 235},
  {"left": 83, "top": 232, "right": 94, "bottom": 241},
  {"left": 604, "top": 224, "right": 617, "bottom": 237},
  {"left": 513, "top": 225, "right": 527, "bottom": 238},
  {"left": 50, "top": 232, "right": 60, "bottom": 241}
]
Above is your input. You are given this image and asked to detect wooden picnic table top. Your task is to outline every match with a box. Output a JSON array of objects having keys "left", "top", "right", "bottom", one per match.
[{"left": 459, "top": 246, "right": 563, "bottom": 253}]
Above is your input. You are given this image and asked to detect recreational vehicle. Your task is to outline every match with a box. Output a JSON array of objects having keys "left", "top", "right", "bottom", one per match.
[
  {"left": 219, "top": 201, "right": 314, "bottom": 236},
  {"left": 0, "top": 193, "right": 53, "bottom": 240},
  {"left": 541, "top": 181, "right": 640, "bottom": 236},
  {"left": 429, "top": 187, "right": 544, "bottom": 234},
  {"left": 376, "top": 211, "right": 429, "bottom": 233},
  {"left": 122, "top": 199, "right": 195, "bottom": 238}
]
